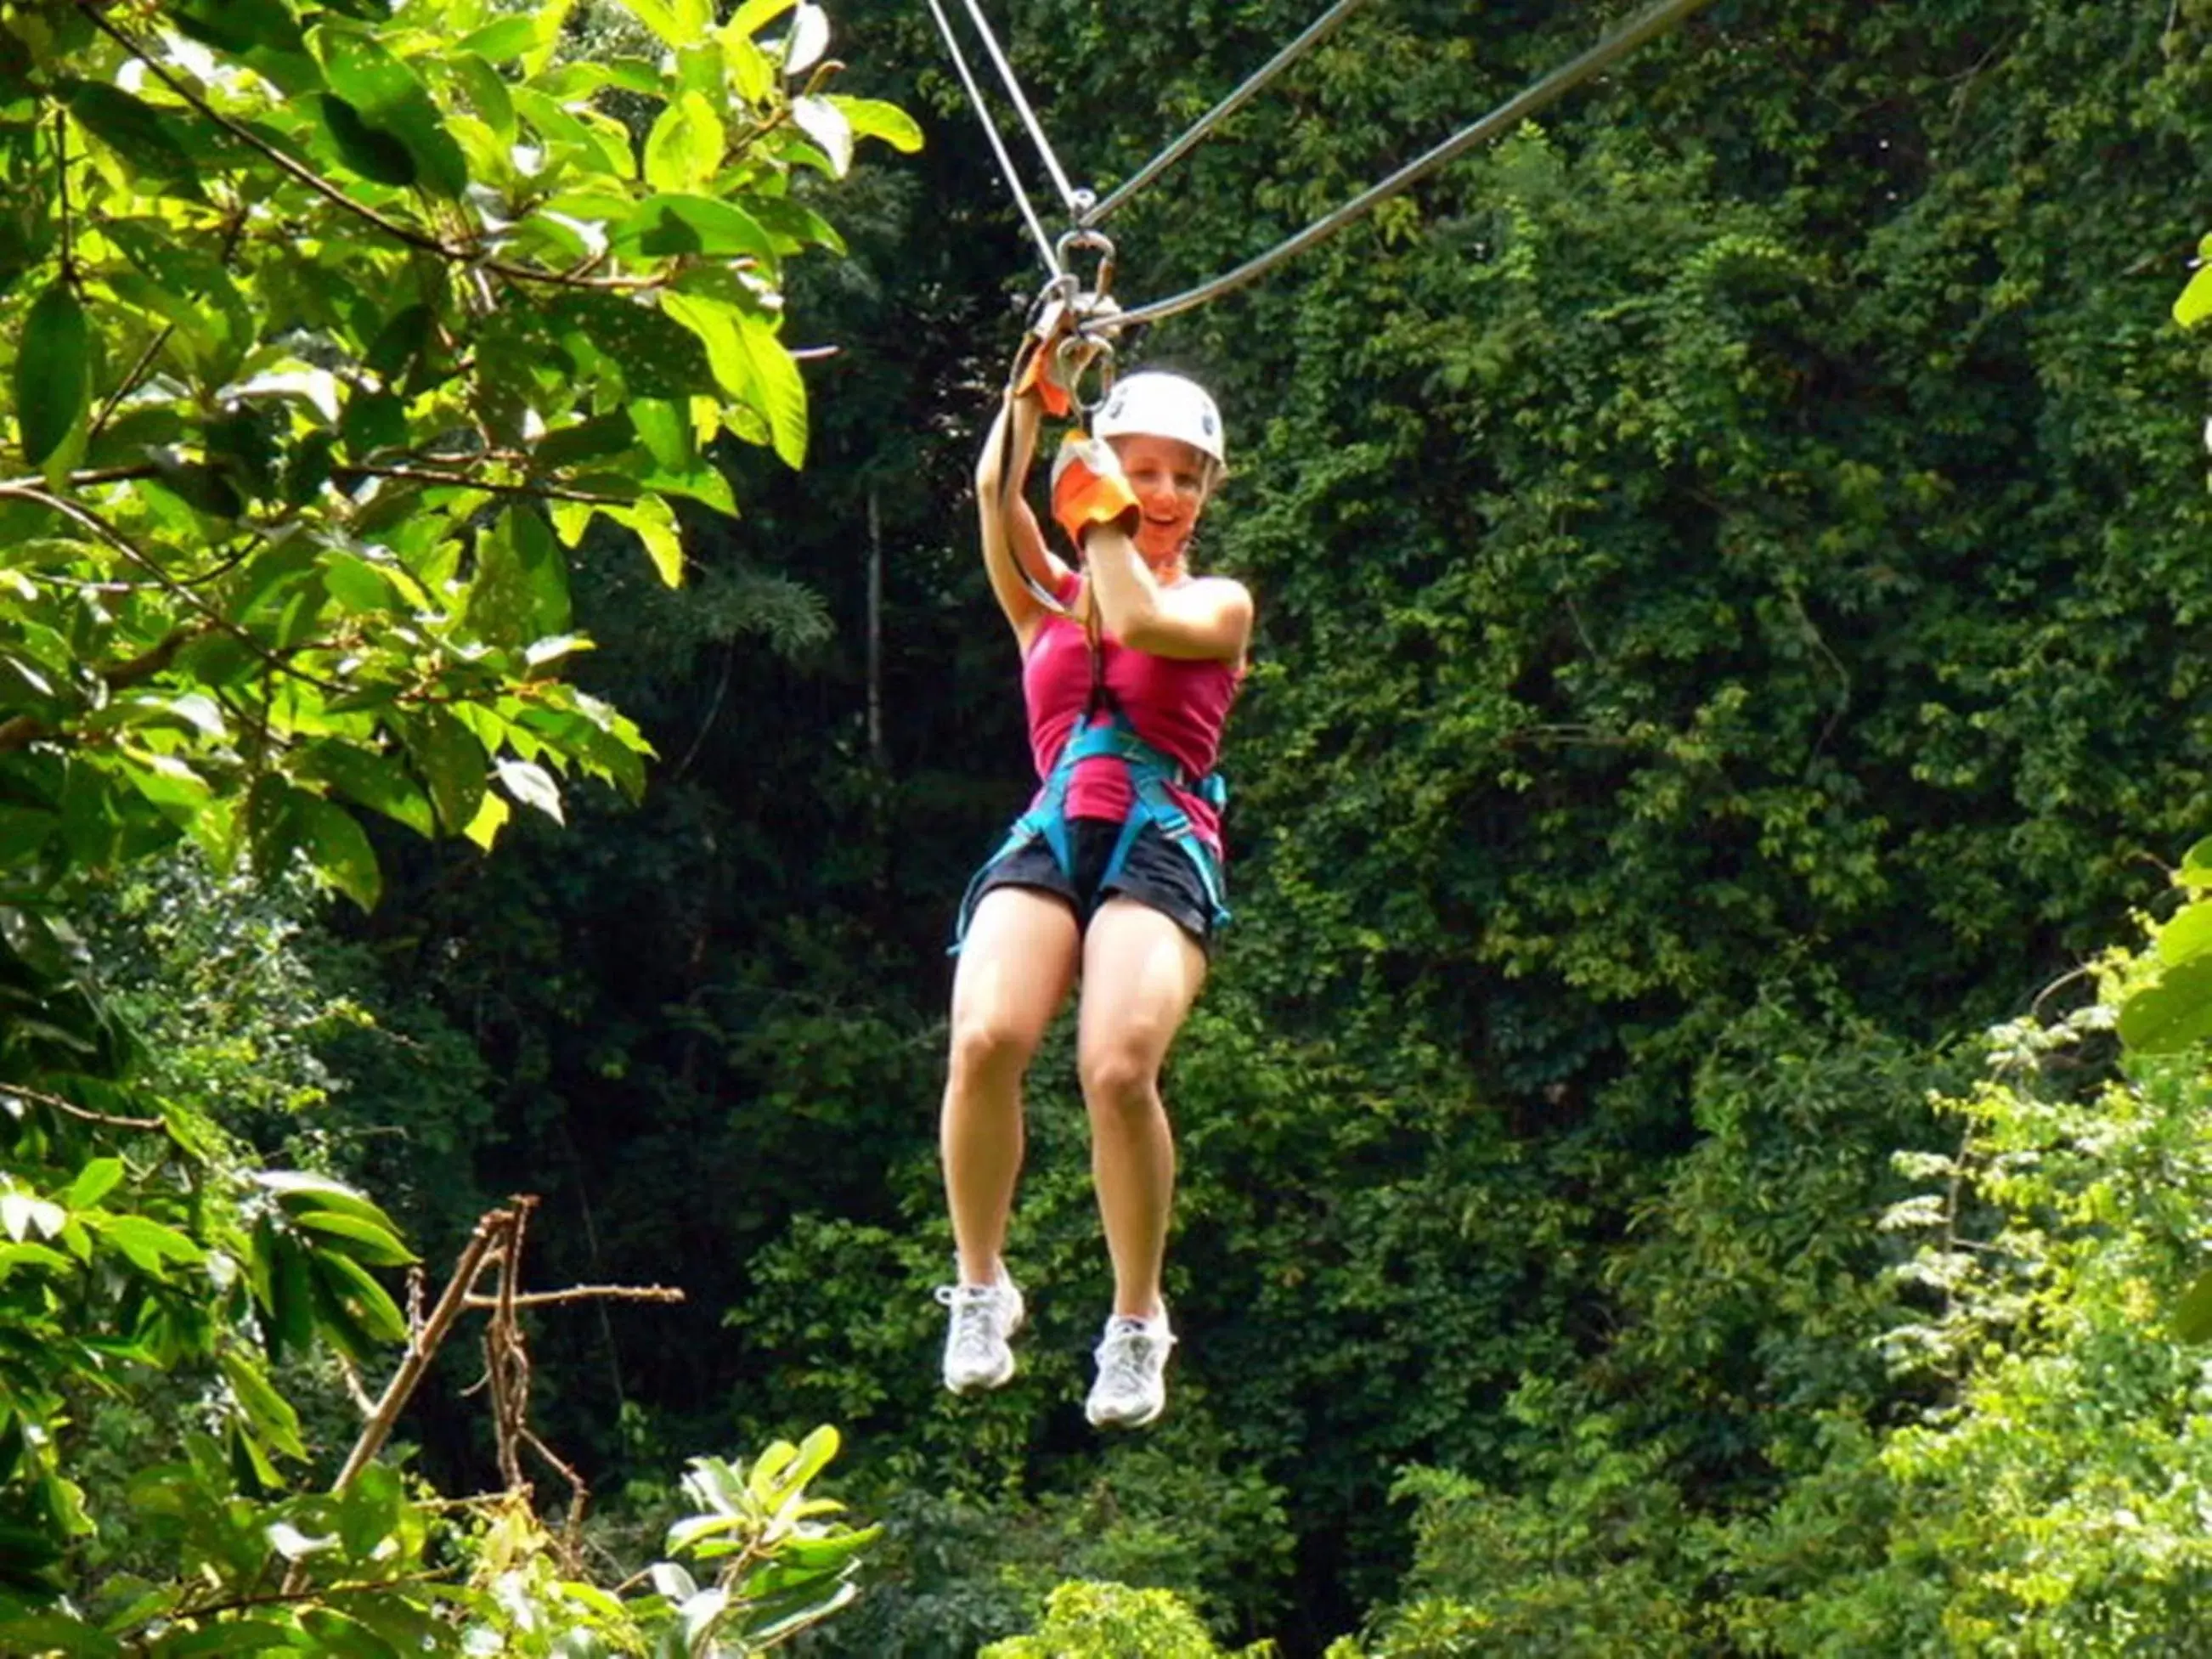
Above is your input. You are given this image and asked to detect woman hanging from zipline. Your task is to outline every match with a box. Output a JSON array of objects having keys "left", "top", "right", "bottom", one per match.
[{"left": 934, "top": 325, "right": 1250, "bottom": 1430}]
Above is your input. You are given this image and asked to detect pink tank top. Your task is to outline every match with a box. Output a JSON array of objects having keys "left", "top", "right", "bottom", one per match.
[{"left": 1022, "top": 584, "right": 1242, "bottom": 852}]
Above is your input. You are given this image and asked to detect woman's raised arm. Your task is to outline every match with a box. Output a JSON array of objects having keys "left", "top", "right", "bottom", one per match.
[{"left": 974, "top": 386, "right": 1073, "bottom": 648}]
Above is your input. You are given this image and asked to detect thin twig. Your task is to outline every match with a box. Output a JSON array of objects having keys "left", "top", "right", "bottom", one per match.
[
  {"left": 54, "top": 110, "right": 75, "bottom": 287},
  {"left": 520, "top": 1426, "right": 591, "bottom": 1572},
  {"left": 336, "top": 464, "right": 635, "bottom": 506},
  {"left": 0, "top": 482, "right": 346, "bottom": 696},
  {"left": 173, "top": 1570, "right": 447, "bottom": 1619},
  {"left": 78, "top": 6, "right": 659, "bottom": 293},
  {"left": 0, "top": 1084, "right": 164, "bottom": 1131},
  {"left": 461, "top": 1284, "right": 686, "bottom": 1308}
]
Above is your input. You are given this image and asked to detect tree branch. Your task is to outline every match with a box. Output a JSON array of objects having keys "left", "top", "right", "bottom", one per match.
[
  {"left": 0, "top": 482, "right": 346, "bottom": 696},
  {"left": 330, "top": 1209, "right": 508, "bottom": 1491},
  {"left": 336, "top": 464, "right": 635, "bottom": 506},
  {"left": 0, "top": 1084, "right": 165, "bottom": 1131},
  {"left": 172, "top": 1570, "right": 446, "bottom": 1620},
  {"left": 78, "top": 6, "right": 663, "bottom": 293},
  {"left": 460, "top": 1284, "right": 686, "bottom": 1309}
]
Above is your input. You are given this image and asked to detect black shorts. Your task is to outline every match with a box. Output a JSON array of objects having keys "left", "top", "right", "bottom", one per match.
[{"left": 964, "top": 816, "right": 1222, "bottom": 951}]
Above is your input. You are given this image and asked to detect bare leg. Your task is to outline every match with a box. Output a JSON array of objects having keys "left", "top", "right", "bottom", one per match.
[
  {"left": 942, "top": 886, "right": 1080, "bottom": 1285},
  {"left": 1076, "top": 898, "right": 1209, "bottom": 1318}
]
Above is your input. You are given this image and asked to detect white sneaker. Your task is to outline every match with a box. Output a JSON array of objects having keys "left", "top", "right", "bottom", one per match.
[
  {"left": 934, "top": 1277, "right": 1024, "bottom": 1394},
  {"left": 1085, "top": 1311, "right": 1175, "bottom": 1429}
]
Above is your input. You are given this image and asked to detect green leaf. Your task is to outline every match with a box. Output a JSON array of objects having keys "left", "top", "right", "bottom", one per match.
[
  {"left": 166, "top": 0, "right": 306, "bottom": 54},
  {"left": 622, "top": 0, "right": 714, "bottom": 48},
  {"left": 611, "top": 195, "right": 779, "bottom": 263},
  {"left": 268, "top": 1233, "right": 317, "bottom": 1364},
  {"left": 533, "top": 410, "right": 637, "bottom": 471},
  {"left": 2119, "top": 954, "right": 2212, "bottom": 1053},
  {"left": 463, "top": 788, "right": 511, "bottom": 851},
  {"left": 217, "top": 1353, "right": 309, "bottom": 1451},
  {"left": 830, "top": 94, "right": 923, "bottom": 154},
  {"left": 293, "top": 1209, "right": 418, "bottom": 1266},
  {"left": 2158, "top": 900, "right": 2212, "bottom": 969},
  {"left": 2177, "top": 264, "right": 2212, "bottom": 331},
  {"left": 0, "top": 1613, "right": 111, "bottom": 1657},
  {"left": 2175, "top": 1267, "right": 2212, "bottom": 1342},
  {"left": 60, "top": 1157, "right": 123, "bottom": 1210},
  {"left": 449, "top": 54, "right": 516, "bottom": 138},
  {"left": 402, "top": 708, "right": 488, "bottom": 835},
  {"left": 294, "top": 741, "right": 436, "bottom": 838},
  {"left": 61, "top": 82, "right": 205, "bottom": 196},
  {"left": 606, "top": 495, "right": 686, "bottom": 587},
  {"left": 318, "top": 93, "right": 418, "bottom": 187},
  {"left": 454, "top": 16, "right": 545, "bottom": 61},
  {"left": 160, "top": 1622, "right": 297, "bottom": 1656},
  {"left": 336, "top": 1464, "right": 403, "bottom": 1564},
  {"left": 92, "top": 1213, "right": 204, "bottom": 1275},
  {"left": 364, "top": 302, "right": 434, "bottom": 381},
  {"left": 644, "top": 90, "right": 724, "bottom": 195},
  {"left": 468, "top": 504, "right": 572, "bottom": 647},
  {"left": 729, "top": 0, "right": 798, "bottom": 36},
  {"left": 341, "top": 388, "right": 409, "bottom": 458},
  {"left": 253, "top": 1171, "right": 402, "bottom": 1232},
  {"left": 315, "top": 25, "right": 471, "bottom": 198},
  {"left": 315, "top": 1250, "right": 409, "bottom": 1345},
  {"left": 297, "top": 796, "right": 382, "bottom": 911},
  {"left": 732, "top": 307, "right": 808, "bottom": 467},
  {"left": 16, "top": 282, "right": 91, "bottom": 468}
]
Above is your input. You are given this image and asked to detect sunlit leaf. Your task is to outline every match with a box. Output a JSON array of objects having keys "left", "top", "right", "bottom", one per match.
[
  {"left": 315, "top": 24, "right": 471, "bottom": 198},
  {"left": 782, "top": 3, "right": 830, "bottom": 75},
  {"left": 495, "top": 758, "right": 565, "bottom": 823},
  {"left": 218, "top": 1348, "right": 308, "bottom": 1459},
  {"left": 830, "top": 95, "right": 923, "bottom": 154},
  {"left": 611, "top": 195, "right": 779, "bottom": 263},
  {"left": 644, "top": 90, "right": 724, "bottom": 195},
  {"left": 314, "top": 1249, "right": 409, "bottom": 1345},
  {"left": 61, "top": 81, "right": 205, "bottom": 196},
  {"left": 2119, "top": 955, "right": 2212, "bottom": 1053},
  {"left": 2175, "top": 1267, "right": 2212, "bottom": 1342}
]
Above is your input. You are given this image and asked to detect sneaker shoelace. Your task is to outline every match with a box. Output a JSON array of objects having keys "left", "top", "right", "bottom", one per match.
[
  {"left": 1095, "top": 1318, "right": 1173, "bottom": 1396},
  {"left": 936, "top": 1284, "right": 1010, "bottom": 1363}
]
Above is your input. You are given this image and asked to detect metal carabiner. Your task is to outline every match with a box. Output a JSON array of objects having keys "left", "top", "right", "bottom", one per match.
[
  {"left": 1054, "top": 227, "right": 1116, "bottom": 313},
  {"left": 1061, "top": 335, "right": 1115, "bottom": 423}
]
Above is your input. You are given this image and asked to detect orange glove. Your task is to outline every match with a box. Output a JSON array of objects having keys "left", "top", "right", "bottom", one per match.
[
  {"left": 1016, "top": 339, "right": 1073, "bottom": 418},
  {"left": 1050, "top": 433, "right": 1139, "bottom": 550}
]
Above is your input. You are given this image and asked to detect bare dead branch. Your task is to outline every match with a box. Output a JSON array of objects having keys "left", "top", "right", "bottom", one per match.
[{"left": 461, "top": 1284, "right": 686, "bottom": 1309}]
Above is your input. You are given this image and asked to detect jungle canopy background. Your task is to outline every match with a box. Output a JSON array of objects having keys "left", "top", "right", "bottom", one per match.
[{"left": 10, "top": 0, "right": 2212, "bottom": 1651}]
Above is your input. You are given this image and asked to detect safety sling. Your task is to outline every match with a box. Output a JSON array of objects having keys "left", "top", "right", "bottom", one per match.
[{"left": 953, "top": 698, "right": 1231, "bottom": 950}]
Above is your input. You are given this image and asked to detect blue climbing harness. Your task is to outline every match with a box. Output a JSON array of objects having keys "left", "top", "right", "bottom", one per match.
[{"left": 954, "top": 704, "right": 1230, "bottom": 949}]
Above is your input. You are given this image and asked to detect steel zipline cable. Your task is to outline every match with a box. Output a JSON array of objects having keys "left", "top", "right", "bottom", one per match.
[
  {"left": 953, "top": 0, "right": 1086, "bottom": 217},
  {"left": 923, "top": 0, "right": 1719, "bottom": 336},
  {"left": 921, "top": 0, "right": 1062, "bottom": 276},
  {"left": 1080, "top": 0, "right": 1374, "bottom": 229},
  {"left": 1103, "top": 0, "right": 1720, "bottom": 332}
]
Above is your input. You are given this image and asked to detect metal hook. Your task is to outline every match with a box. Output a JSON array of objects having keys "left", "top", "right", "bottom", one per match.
[
  {"left": 1061, "top": 335, "right": 1115, "bottom": 422},
  {"left": 1054, "top": 227, "right": 1116, "bottom": 311}
]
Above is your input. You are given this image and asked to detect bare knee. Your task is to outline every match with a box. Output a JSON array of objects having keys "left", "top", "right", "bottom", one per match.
[
  {"left": 1080, "top": 1044, "right": 1160, "bottom": 1120},
  {"left": 948, "top": 1011, "right": 1040, "bottom": 1093}
]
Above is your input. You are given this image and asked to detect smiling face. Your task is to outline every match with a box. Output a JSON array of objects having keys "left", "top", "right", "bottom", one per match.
[{"left": 1109, "top": 432, "right": 1212, "bottom": 569}]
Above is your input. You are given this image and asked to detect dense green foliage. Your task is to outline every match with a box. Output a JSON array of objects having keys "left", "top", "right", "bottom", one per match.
[
  {"left": 14, "top": 0, "right": 2212, "bottom": 1652},
  {"left": 0, "top": 0, "right": 909, "bottom": 1647}
]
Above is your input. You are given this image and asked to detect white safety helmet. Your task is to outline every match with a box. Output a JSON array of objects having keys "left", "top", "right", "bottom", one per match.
[{"left": 1093, "top": 371, "right": 1227, "bottom": 477}]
